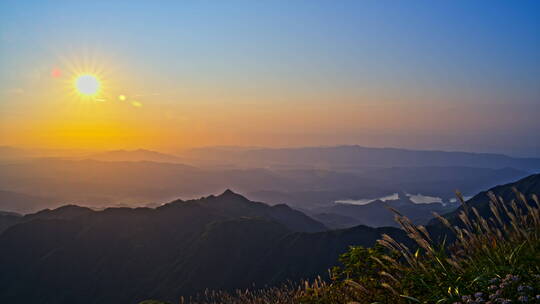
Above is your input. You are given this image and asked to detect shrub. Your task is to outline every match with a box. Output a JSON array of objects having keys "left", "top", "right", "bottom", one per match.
[
  {"left": 172, "top": 190, "right": 540, "bottom": 304},
  {"left": 303, "top": 190, "right": 540, "bottom": 303}
]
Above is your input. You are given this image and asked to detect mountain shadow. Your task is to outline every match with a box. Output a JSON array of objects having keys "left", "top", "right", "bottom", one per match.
[{"left": 0, "top": 190, "right": 407, "bottom": 304}]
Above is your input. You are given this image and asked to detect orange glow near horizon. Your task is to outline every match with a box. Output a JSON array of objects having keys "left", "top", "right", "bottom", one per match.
[
  {"left": 0, "top": 50, "right": 535, "bottom": 155},
  {"left": 0, "top": 52, "right": 162, "bottom": 150}
]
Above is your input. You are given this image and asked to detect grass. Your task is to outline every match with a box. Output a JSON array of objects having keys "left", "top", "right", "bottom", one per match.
[
  {"left": 149, "top": 189, "right": 540, "bottom": 304},
  {"left": 178, "top": 284, "right": 303, "bottom": 304}
]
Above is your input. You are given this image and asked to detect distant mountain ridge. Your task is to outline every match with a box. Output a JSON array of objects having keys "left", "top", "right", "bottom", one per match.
[
  {"left": 87, "top": 149, "right": 188, "bottom": 164},
  {"left": 0, "top": 190, "right": 326, "bottom": 234},
  {"left": 183, "top": 145, "right": 540, "bottom": 170},
  {"left": 4, "top": 145, "right": 539, "bottom": 171},
  {"left": 3, "top": 158, "right": 527, "bottom": 212},
  {"left": 312, "top": 194, "right": 459, "bottom": 228},
  {"left": 0, "top": 145, "right": 534, "bottom": 214}
]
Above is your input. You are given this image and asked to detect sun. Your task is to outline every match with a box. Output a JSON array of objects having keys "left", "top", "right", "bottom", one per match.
[{"left": 75, "top": 74, "right": 101, "bottom": 96}]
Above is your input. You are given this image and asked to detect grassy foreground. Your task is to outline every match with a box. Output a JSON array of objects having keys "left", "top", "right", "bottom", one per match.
[{"left": 149, "top": 191, "right": 540, "bottom": 304}]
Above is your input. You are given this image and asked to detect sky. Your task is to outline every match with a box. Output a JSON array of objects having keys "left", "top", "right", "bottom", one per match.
[{"left": 0, "top": 1, "right": 539, "bottom": 156}]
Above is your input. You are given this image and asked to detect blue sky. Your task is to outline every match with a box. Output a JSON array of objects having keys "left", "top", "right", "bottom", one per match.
[{"left": 1, "top": 1, "right": 539, "bottom": 156}]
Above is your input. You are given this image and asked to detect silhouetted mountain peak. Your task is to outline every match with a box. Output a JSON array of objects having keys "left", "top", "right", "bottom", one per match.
[
  {"left": 271, "top": 203, "right": 292, "bottom": 210},
  {"left": 55, "top": 204, "right": 91, "bottom": 211},
  {"left": 165, "top": 198, "right": 185, "bottom": 206},
  {"left": 159, "top": 191, "right": 250, "bottom": 211},
  {"left": 218, "top": 189, "right": 247, "bottom": 200},
  {"left": 27, "top": 204, "right": 94, "bottom": 220},
  {"left": 221, "top": 188, "right": 236, "bottom": 195},
  {"left": 33, "top": 204, "right": 91, "bottom": 214}
]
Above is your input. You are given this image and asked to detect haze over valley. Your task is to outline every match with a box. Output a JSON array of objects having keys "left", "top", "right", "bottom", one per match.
[{"left": 1, "top": 145, "right": 536, "bottom": 229}]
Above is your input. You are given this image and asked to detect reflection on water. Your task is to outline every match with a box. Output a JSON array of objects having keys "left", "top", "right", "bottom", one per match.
[
  {"left": 335, "top": 192, "right": 449, "bottom": 205},
  {"left": 406, "top": 193, "right": 442, "bottom": 204},
  {"left": 449, "top": 196, "right": 472, "bottom": 203},
  {"left": 335, "top": 193, "right": 399, "bottom": 205}
]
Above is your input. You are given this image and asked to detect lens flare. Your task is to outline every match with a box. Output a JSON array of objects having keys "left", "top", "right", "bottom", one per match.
[{"left": 51, "top": 68, "right": 62, "bottom": 78}]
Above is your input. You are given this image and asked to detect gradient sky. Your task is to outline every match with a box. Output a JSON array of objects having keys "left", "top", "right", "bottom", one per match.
[{"left": 1, "top": 1, "right": 539, "bottom": 156}]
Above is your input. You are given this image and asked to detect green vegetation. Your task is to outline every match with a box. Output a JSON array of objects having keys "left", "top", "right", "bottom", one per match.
[{"left": 181, "top": 191, "right": 540, "bottom": 303}]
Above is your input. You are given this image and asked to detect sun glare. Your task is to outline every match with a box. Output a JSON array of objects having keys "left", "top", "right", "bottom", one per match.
[{"left": 75, "top": 75, "right": 100, "bottom": 96}]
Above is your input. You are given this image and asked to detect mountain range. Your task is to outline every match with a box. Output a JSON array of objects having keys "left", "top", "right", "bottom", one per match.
[
  {"left": 0, "top": 173, "right": 539, "bottom": 303},
  {"left": 310, "top": 193, "right": 459, "bottom": 228},
  {"left": 87, "top": 149, "right": 188, "bottom": 164},
  {"left": 0, "top": 155, "right": 529, "bottom": 214},
  {"left": 0, "top": 190, "right": 406, "bottom": 303},
  {"left": 180, "top": 145, "right": 540, "bottom": 171}
]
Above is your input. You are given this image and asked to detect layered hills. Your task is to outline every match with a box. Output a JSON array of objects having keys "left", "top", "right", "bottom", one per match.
[{"left": 1, "top": 174, "right": 539, "bottom": 303}]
